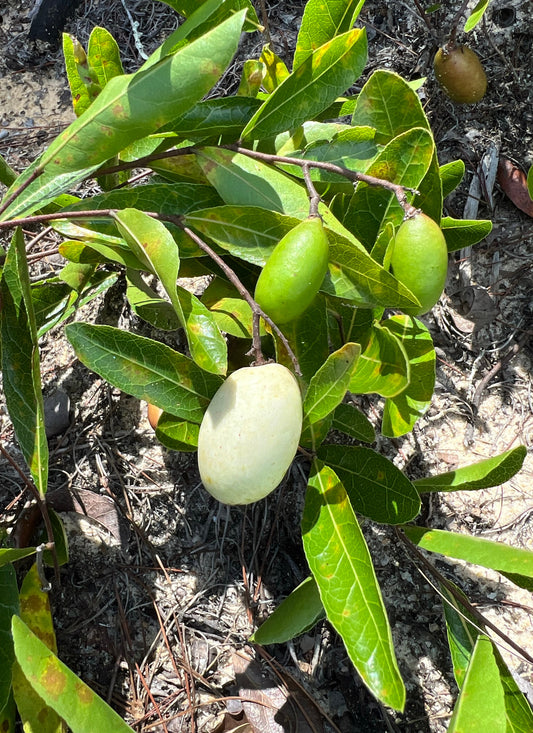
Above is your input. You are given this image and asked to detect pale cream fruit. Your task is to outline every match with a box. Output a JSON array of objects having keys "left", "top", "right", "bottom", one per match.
[{"left": 197, "top": 363, "right": 303, "bottom": 504}]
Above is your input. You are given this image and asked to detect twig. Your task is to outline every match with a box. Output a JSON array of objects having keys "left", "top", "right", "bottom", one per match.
[
  {"left": 222, "top": 144, "right": 419, "bottom": 214},
  {"left": 411, "top": 0, "right": 435, "bottom": 36},
  {"left": 464, "top": 334, "right": 526, "bottom": 446},
  {"left": 174, "top": 219, "right": 301, "bottom": 374}
]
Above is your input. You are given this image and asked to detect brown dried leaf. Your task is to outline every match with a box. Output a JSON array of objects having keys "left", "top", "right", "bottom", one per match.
[
  {"left": 231, "top": 651, "right": 325, "bottom": 733},
  {"left": 47, "top": 486, "right": 127, "bottom": 543},
  {"left": 497, "top": 157, "right": 533, "bottom": 217}
]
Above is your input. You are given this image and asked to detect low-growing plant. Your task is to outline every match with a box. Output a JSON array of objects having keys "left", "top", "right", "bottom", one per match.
[{"left": 1, "top": 0, "right": 532, "bottom": 730}]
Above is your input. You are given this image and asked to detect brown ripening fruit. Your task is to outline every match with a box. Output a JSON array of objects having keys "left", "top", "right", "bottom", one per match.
[{"left": 433, "top": 45, "right": 487, "bottom": 104}]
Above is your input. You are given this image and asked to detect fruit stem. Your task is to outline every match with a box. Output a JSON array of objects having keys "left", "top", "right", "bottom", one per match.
[
  {"left": 175, "top": 218, "right": 302, "bottom": 375},
  {"left": 302, "top": 163, "right": 321, "bottom": 218},
  {"left": 447, "top": 0, "right": 470, "bottom": 49}
]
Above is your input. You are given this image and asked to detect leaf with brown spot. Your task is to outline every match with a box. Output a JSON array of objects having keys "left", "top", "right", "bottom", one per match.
[
  {"left": 11, "top": 563, "right": 65, "bottom": 732},
  {"left": 11, "top": 616, "right": 134, "bottom": 732},
  {"left": 497, "top": 157, "right": 533, "bottom": 217}
]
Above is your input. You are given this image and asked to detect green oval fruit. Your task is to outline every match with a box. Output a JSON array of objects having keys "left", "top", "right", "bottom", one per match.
[
  {"left": 197, "top": 363, "right": 302, "bottom": 504},
  {"left": 254, "top": 217, "right": 329, "bottom": 324},
  {"left": 434, "top": 45, "right": 487, "bottom": 104},
  {"left": 391, "top": 213, "right": 448, "bottom": 316}
]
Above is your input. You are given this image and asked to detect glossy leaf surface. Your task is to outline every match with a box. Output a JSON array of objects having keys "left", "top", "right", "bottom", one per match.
[
  {"left": 65, "top": 323, "right": 223, "bottom": 423},
  {"left": 381, "top": 316, "right": 435, "bottom": 437},
  {"left": 1, "top": 11, "right": 246, "bottom": 219},
  {"left": 252, "top": 576, "right": 325, "bottom": 645},
  {"left": 294, "top": 0, "right": 366, "bottom": 68},
  {"left": 448, "top": 635, "right": 506, "bottom": 733},
  {"left": 413, "top": 446, "right": 527, "bottom": 493},
  {"left": 12, "top": 616, "right": 134, "bottom": 733},
  {"left": 403, "top": 526, "right": 533, "bottom": 581},
  {"left": 241, "top": 28, "right": 367, "bottom": 141},
  {"left": 318, "top": 445, "right": 420, "bottom": 524},
  {"left": 302, "top": 461, "right": 405, "bottom": 710},
  {"left": 332, "top": 402, "right": 375, "bottom": 443},
  {"left": 12, "top": 564, "right": 64, "bottom": 733},
  {"left": 349, "top": 321, "right": 410, "bottom": 398},
  {"left": 0, "top": 229, "right": 48, "bottom": 496}
]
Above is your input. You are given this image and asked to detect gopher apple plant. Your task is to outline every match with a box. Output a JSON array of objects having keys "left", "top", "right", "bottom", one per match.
[{"left": 1, "top": 0, "right": 532, "bottom": 729}]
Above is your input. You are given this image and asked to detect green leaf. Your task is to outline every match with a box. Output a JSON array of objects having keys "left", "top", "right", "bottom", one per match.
[
  {"left": 413, "top": 446, "right": 527, "bottom": 493},
  {"left": 195, "top": 146, "right": 314, "bottom": 219},
  {"left": 237, "top": 59, "right": 264, "bottom": 97},
  {"left": 302, "top": 461, "right": 405, "bottom": 711},
  {"left": 441, "top": 216, "right": 492, "bottom": 252},
  {"left": 344, "top": 127, "right": 435, "bottom": 250},
  {"left": 87, "top": 26, "right": 124, "bottom": 88},
  {"left": 413, "top": 151, "right": 443, "bottom": 223},
  {"left": 251, "top": 576, "right": 325, "bottom": 645},
  {"left": 403, "top": 526, "right": 533, "bottom": 581},
  {"left": 349, "top": 321, "right": 410, "bottom": 398},
  {"left": 159, "top": 0, "right": 260, "bottom": 33},
  {"left": 201, "top": 278, "right": 256, "bottom": 338},
  {"left": 303, "top": 343, "right": 360, "bottom": 425},
  {"left": 0, "top": 564, "right": 19, "bottom": 712},
  {"left": 259, "top": 45, "right": 290, "bottom": 92},
  {"left": 527, "top": 165, "right": 533, "bottom": 201},
  {"left": 0, "top": 548, "right": 37, "bottom": 566},
  {"left": 352, "top": 70, "right": 430, "bottom": 144},
  {"left": 441, "top": 583, "right": 480, "bottom": 688},
  {"left": 325, "top": 235, "right": 421, "bottom": 309},
  {"left": 241, "top": 28, "right": 368, "bottom": 141},
  {"left": 287, "top": 126, "right": 379, "bottom": 188},
  {"left": 37, "top": 271, "right": 118, "bottom": 338},
  {"left": 294, "top": 0, "right": 366, "bottom": 69},
  {"left": 0, "top": 153, "right": 17, "bottom": 187},
  {"left": 194, "top": 147, "right": 360, "bottom": 243},
  {"left": 62, "top": 34, "right": 94, "bottom": 117},
  {"left": 154, "top": 414, "right": 199, "bottom": 452},
  {"left": 443, "top": 582, "right": 533, "bottom": 730},
  {"left": 1, "top": 11, "right": 246, "bottom": 220},
  {"left": 448, "top": 636, "right": 506, "bottom": 733},
  {"left": 12, "top": 615, "right": 134, "bottom": 733},
  {"left": 0, "top": 229, "right": 48, "bottom": 496},
  {"left": 318, "top": 445, "right": 421, "bottom": 524},
  {"left": 12, "top": 564, "right": 64, "bottom": 733},
  {"left": 113, "top": 208, "right": 227, "bottom": 375},
  {"left": 276, "top": 297, "right": 330, "bottom": 387},
  {"left": 162, "top": 96, "right": 262, "bottom": 141},
  {"left": 464, "top": 0, "right": 490, "bottom": 32},
  {"left": 381, "top": 316, "right": 436, "bottom": 437},
  {"left": 65, "top": 323, "right": 223, "bottom": 423},
  {"left": 42, "top": 510, "right": 69, "bottom": 567},
  {"left": 126, "top": 271, "right": 181, "bottom": 331},
  {"left": 176, "top": 286, "right": 228, "bottom": 375},
  {"left": 440, "top": 159, "right": 465, "bottom": 198},
  {"left": 301, "top": 343, "right": 360, "bottom": 450},
  {"left": 185, "top": 205, "right": 296, "bottom": 266},
  {"left": 331, "top": 402, "right": 375, "bottom": 443}
]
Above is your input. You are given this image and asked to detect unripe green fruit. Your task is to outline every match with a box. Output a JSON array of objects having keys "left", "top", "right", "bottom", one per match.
[
  {"left": 434, "top": 45, "right": 487, "bottom": 104},
  {"left": 254, "top": 217, "right": 329, "bottom": 324},
  {"left": 197, "top": 363, "right": 303, "bottom": 504},
  {"left": 391, "top": 213, "right": 448, "bottom": 316}
]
